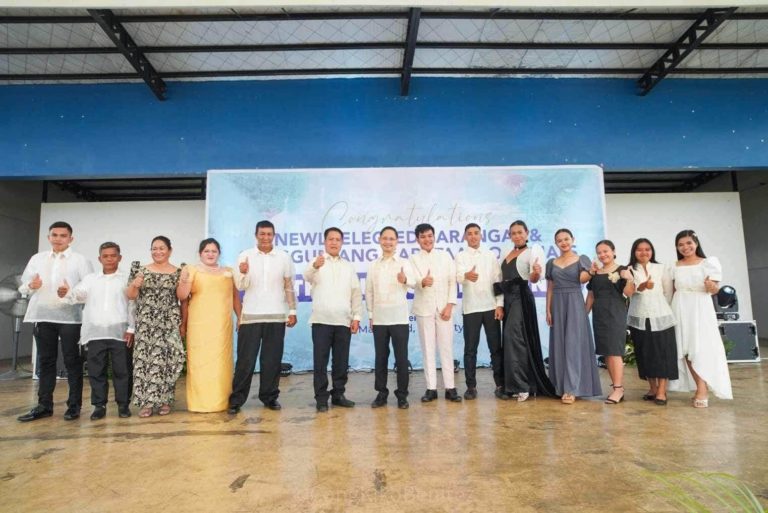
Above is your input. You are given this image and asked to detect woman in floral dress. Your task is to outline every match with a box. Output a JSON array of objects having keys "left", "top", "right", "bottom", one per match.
[{"left": 127, "top": 235, "right": 185, "bottom": 418}]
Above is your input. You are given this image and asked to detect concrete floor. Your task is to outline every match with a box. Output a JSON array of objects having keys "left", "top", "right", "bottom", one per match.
[{"left": 0, "top": 361, "right": 766, "bottom": 513}]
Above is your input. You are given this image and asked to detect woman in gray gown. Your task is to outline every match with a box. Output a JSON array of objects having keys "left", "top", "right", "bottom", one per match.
[{"left": 545, "top": 228, "right": 602, "bottom": 404}]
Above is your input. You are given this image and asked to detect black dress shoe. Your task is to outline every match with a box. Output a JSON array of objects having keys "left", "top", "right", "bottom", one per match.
[
  {"left": 118, "top": 405, "right": 132, "bottom": 418},
  {"left": 371, "top": 394, "right": 388, "bottom": 408},
  {"left": 494, "top": 386, "right": 510, "bottom": 400},
  {"left": 227, "top": 405, "right": 241, "bottom": 415},
  {"left": 464, "top": 388, "right": 478, "bottom": 400},
  {"left": 397, "top": 398, "right": 409, "bottom": 409},
  {"left": 266, "top": 400, "right": 282, "bottom": 411},
  {"left": 90, "top": 406, "right": 106, "bottom": 421},
  {"left": 63, "top": 406, "right": 81, "bottom": 421},
  {"left": 316, "top": 403, "right": 329, "bottom": 412},
  {"left": 421, "top": 389, "right": 438, "bottom": 402},
  {"left": 331, "top": 396, "right": 355, "bottom": 408},
  {"left": 445, "top": 388, "right": 462, "bottom": 402},
  {"left": 17, "top": 406, "right": 53, "bottom": 423}
]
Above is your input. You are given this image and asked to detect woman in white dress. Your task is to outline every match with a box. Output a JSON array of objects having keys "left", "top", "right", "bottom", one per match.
[{"left": 669, "top": 230, "right": 732, "bottom": 407}]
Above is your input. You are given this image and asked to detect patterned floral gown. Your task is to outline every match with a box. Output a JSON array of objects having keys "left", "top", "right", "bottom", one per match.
[{"left": 131, "top": 267, "right": 185, "bottom": 408}]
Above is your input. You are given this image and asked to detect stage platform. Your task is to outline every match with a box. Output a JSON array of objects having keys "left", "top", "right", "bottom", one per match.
[{"left": 1, "top": 361, "right": 766, "bottom": 513}]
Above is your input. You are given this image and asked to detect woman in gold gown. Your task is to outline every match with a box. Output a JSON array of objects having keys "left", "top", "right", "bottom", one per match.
[{"left": 178, "top": 238, "right": 241, "bottom": 412}]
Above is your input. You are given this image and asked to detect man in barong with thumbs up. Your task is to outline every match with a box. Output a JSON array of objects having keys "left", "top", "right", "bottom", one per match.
[
  {"left": 228, "top": 220, "right": 297, "bottom": 414},
  {"left": 455, "top": 223, "right": 504, "bottom": 401},
  {"left": 365, "top": 226, "right": 414, "bottom": 409},
  {"left": 17, "top": 221, "right": 93, "bottom": 422},
  {"left": 410, "top": 223, "right": 461, "bottom": 403}
]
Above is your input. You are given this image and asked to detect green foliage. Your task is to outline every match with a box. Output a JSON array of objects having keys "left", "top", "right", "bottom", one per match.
[
  {"left": 722, "top": 336, "right": 736, "bottom": 356},
  {"left": 623, "top": 330, "right": 637, "bottom": 366},
  {"left": 646, "top": 471, "right": 765, "bottom": 513}
]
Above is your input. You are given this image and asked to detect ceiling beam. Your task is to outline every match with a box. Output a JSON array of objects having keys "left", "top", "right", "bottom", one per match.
[
  {"left": 5, "top": 66, "right": 768, "bottom": 82},
  {"left": 400, "top": 7, "right": 421, "bottom": 96},
  {"left": 2, "top": 10, "right": 767, "bottom": 24},
  {"left": 637, "top": 7, "right": 737, "bottom": 95},
  {"left": 88, "top": 8, "right": 166, "bottom": 100},
  {"left": 6, "top": 41, "right": 768, "bottom": 56}
]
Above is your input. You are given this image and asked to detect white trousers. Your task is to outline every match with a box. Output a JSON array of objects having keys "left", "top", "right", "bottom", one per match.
[{"left": 416, "top": 313, "right": 455, "bottom": 389}]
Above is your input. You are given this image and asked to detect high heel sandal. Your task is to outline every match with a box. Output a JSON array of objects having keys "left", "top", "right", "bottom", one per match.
[
  {"left": 693, "top": 397, "right": 709, "bottom": 408},
  {"left": 604, "top": 384, "right": 624, "bottom": 404},
  {"left": 517, "top": 392, "right": 530, "bottom": 403},
  {"left": 561, "top": 393, "right": 576, "bottom": 405},
  {"left": 138, "top": 407, "right": 153, "bottom": 418},
  {"left": 158, "top": 404, "right": 172, "bottom": 416}
]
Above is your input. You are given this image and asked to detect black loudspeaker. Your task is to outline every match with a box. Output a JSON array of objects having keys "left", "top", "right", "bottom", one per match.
[{"left": 719, "top": 321, "right": 761, "bottom": 363}]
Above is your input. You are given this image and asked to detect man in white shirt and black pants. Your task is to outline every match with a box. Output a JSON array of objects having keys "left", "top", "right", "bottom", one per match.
[
  {"left": 229, "top": 220, "right": 297, "bottom": 413},
  {"left": 304, "top": 227, "right": 363, "bottom": 412},
  {"left": 68, "top": 242, "right": 134, "bottom": 420},
  {"left": 17, "top": 221, "right": 94, "bottom": 422},
  {"left": 365, "top": 226, "right": 415, "bottom": 409},
  {"left": 410, "top": 223, "right": 462, "bottom": 403},
  {"left": 455, "top": 223, "right": 505, "bottom": 400}
]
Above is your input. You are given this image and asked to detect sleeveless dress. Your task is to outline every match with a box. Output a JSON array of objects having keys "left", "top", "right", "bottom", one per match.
[
  {"left": 185, "top": 266, "right": 235, "bottom": 412},
  {"left": 587, "top": 266, "right": 629, "bottom": 357},
  {"left": 131, "top": 267, "right": 186, "bottom": 408},
  {"left": 546, "top": 255, "right": 602, "bottom": 397},
  {"left": 669, "top": 257, "right": 732, "bottom": 399},
  {"left": 499, "top": 256, "right": 556, "bottom": 397}
]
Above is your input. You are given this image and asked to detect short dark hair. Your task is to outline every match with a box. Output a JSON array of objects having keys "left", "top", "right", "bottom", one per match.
[
  {"left": 675, "top": 229, "right": 706, "bottom": 260},
  {"left": 510, "top": 220, "right": 528, "bottom": 232},
  {"left": 99, "top": 241, "right": 120, "bottom": 254},
  {"left": 49, "top": 221, "right": 73, "bottom": 234},
  {"left": 198, "top": 238, "right": 221, "bottom": 254},
  {"left": 151, "top": 235, "right": 172, "bottom": 250},
  {"left": 464, "top": 223, "right": 481, "bottom": 233},
  {"left": 415, "top": 223, "right": 434, "bottom": 237},
  {"left": 554, "top": 228, "right": 574, "bottom": 240},
  {"left": 380, "top": 226, "right": 398, "bottom": 238},
  {"left": 324, "top": 227, "right": 343, "bottom": 240},
  {"left": 255, "top": 220, "right": 275, "bottom": 233},
  {"left": 628, "top": 238, "right": 658, "bottom": 268}
]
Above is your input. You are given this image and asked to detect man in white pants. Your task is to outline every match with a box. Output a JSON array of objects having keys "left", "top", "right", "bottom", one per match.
[{"left": 410, "top": 223, "right": 461, "bottom": 403}]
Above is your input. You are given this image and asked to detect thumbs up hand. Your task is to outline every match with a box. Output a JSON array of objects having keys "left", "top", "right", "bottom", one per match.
[
  {"left": 239, "top": 256, "right": 249, "bottom": 275},
  {"left": 29, "top": 273, "right": 42, "bottom": 290},
  {"left": 645, "top": 275, "right": 655, "bottom": 290},
  {"left": 619, "top": 268, "right": 634, "bottom": 281},
  {"left": 57, "top": 279, "right": 70, "bottom": 298},
  {"left": 397, "top": 267, "right": 407, "bottom": 284},
  {"left": 422, "top": 269, "right": 434, "bottom": 288},
  {"left": 704, "top": 275, "right": 718, "bottom": 295},
  {"left": 131, "top": 272, "right": 144, "bottom": 290},
  {"left": 590, "top": 260, "right": 600, "bottom": 274},
  {"left": 532, "top": 258, "right": 542, "bottom": 276},
  {"left": 313, "top": 251, "right": 325, "bottom": 269},
  {"left": 465, "top": 265, "right": 479, "bottom": 283},
  {"left": 180, "top": 265, "right": 191, "bottom": 283}
]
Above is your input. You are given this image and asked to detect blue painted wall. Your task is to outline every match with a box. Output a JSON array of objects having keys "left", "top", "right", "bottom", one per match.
[{"left": 1, "top": 77, "right": 767, "bottom": 178}]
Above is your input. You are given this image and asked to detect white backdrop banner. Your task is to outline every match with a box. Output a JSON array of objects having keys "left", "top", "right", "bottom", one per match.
[{"left": 207, "top": 166, "right": 606, "bottom": 371}]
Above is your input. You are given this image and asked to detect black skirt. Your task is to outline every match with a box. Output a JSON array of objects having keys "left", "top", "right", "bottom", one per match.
[{"left": 630, "top": 319, "right": 678, "bottom": 380}]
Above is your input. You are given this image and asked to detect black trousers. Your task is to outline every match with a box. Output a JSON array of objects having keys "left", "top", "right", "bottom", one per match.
[
  {"left": 34, "top": 322, "right": 83, "bottom": 411},
  {"left": 87, "top": 338, "right": 131, "bottom": 407},
  {"left": 312, "top": 324, "right": 351, "bottom": 404},
  {"left": 372, "top": 324, "right": 409, "bottom": 400},
  {"left": 229, "top": 322, "right": 285, "bottom": 407},
  {"left": 463, "top": 310, "right": 503, "bottom": 388}
]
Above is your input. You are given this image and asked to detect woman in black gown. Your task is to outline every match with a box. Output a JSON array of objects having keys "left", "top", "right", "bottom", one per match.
[{"left": 496, "top": 221, "right": 556, "bottom": 402}]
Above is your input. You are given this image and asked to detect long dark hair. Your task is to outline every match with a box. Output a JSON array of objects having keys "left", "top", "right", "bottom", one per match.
[
  {"left": 675, "top": 229, "right": 707, "bottom": 260},
  {"left": 628, "top": 238, "right": 658, "bottom": 269}
]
